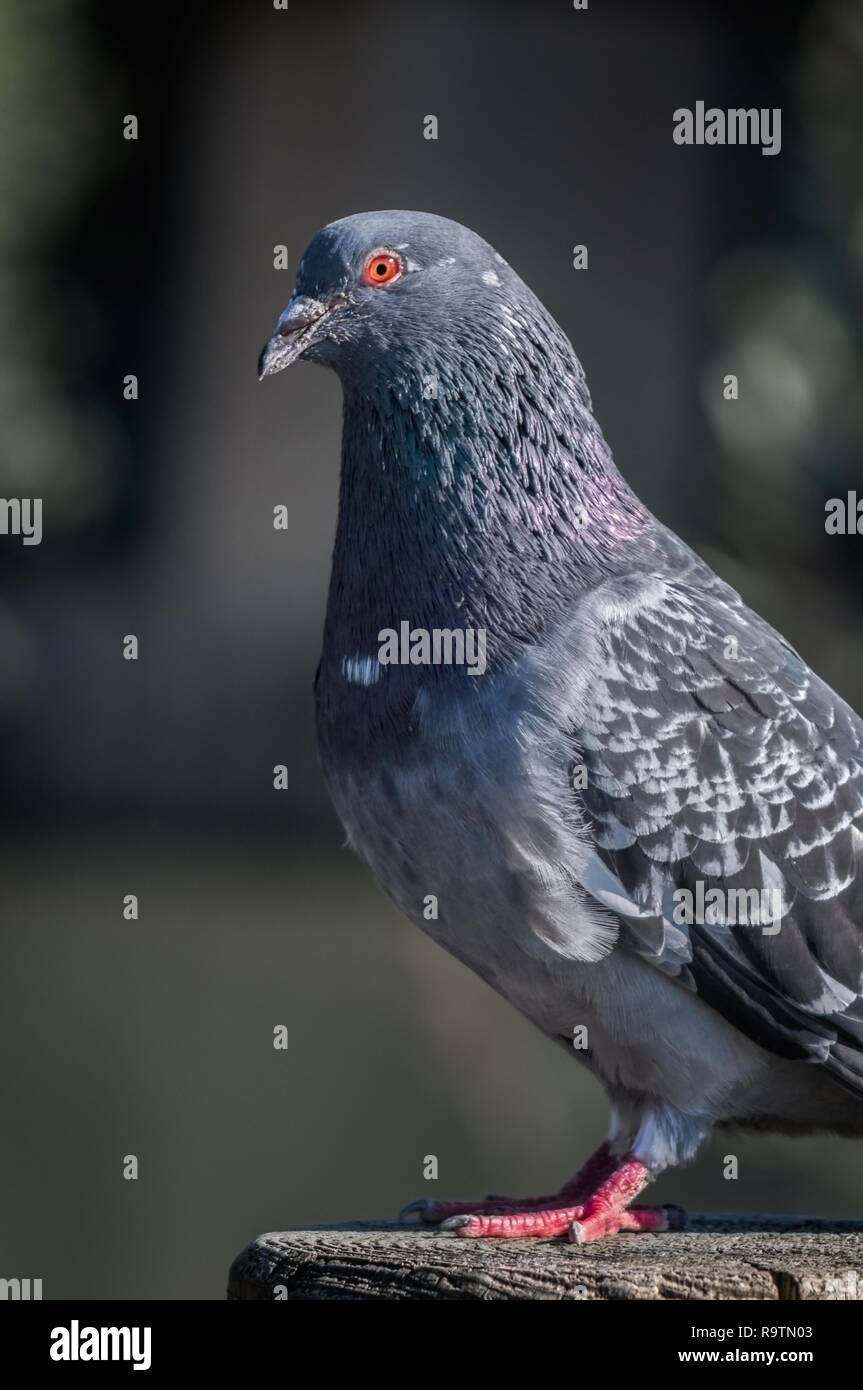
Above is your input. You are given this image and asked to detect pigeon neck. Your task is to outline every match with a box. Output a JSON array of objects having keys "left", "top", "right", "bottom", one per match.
[{"left": 321, "top": 370, "right": 653, "bottom": 684}]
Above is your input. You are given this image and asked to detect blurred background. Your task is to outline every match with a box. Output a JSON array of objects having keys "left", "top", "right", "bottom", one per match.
[{"left": 0, "top": 0, "right": 862, "bottom": 1299}]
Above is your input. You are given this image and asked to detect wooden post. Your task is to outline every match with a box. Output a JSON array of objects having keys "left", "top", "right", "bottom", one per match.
[{"left": 228, "top": 1216, "right": 863, "bottom": 1300}]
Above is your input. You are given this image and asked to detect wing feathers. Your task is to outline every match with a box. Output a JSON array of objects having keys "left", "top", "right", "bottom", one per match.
[{"left": 575, "top": 572, "right": 863, "bottom": 1095}]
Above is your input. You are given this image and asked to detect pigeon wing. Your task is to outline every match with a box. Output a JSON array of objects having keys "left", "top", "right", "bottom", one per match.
[{"left": 575, "top": 569, "right": 863, "bottom": 1095}]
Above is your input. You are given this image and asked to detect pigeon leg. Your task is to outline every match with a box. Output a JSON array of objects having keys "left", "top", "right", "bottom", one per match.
[
  {"left": 400, "top": 1140, "right": 616, "bottom": 1225},
  {"left": 566, "top": 1158, "right": 685, "bottom": 1244},
  {"left": 437, "top": 1155, "right": 686, "bottom": 1242}
]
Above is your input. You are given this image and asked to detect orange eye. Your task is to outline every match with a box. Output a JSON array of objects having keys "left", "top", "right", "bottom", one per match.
[{"left": 362, "top": 252, "right": 402, "bottom": 287}]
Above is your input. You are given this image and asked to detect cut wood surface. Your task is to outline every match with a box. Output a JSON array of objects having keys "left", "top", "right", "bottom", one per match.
[{"left": 228, "top": 1216, "right": 863, "bottom": 1300}]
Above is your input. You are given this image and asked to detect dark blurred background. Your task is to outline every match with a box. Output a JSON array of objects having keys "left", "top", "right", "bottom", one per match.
[{"left": 1, "top": 0, "right": 862, "bottom": 1299}]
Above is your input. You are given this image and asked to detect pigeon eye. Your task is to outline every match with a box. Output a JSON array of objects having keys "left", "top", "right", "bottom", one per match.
[{"left": 362, "top": 252, "right": 403, "bottom": 287}]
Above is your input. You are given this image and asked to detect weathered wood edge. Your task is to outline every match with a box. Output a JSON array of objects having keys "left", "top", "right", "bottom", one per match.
[{"left": 227, "top": 1217, "right": 863, "bottom": 1301}]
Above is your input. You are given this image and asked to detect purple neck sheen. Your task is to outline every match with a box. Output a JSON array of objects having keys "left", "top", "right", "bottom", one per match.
[{"left": 322, "top": 290, "right": 657, "bottom": 681}]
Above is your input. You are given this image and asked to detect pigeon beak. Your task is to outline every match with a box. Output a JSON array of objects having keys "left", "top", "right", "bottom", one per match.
[{"left": 258, "top": 294, "right": 341, "bottom": 379}]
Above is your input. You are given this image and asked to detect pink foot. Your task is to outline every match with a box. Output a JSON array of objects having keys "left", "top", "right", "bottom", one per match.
[
  {"left": 442, "top": 1203, "right": 583, "bottom": 1239},
  {"left": 404, "top": 1149, "right": 686, "bottom": 1243},
  {"left": 569, "top": 1201, "right": 685, "bottom": 1243},
  {"left": 400, "top": 1141, "right": 616, "bottom": 1226}
]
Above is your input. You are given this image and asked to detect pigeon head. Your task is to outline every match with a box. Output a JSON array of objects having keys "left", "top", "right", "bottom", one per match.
[{"left": 258, "top": 209, "right": 541, "bottom": 385}]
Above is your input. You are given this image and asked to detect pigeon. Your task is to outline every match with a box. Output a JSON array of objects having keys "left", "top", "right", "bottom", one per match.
[{"left": 259, "top": 210, "right": 863, "bottom": 1243}]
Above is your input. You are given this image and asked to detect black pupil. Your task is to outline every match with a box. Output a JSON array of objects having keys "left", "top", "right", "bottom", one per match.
[{"left": 376, "top": 263, "right": 386, "bottom": 274}]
